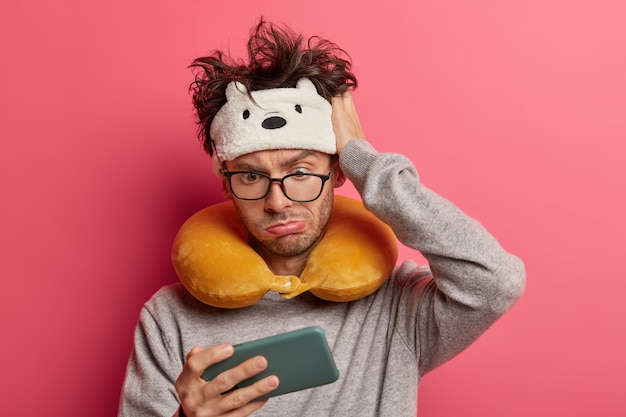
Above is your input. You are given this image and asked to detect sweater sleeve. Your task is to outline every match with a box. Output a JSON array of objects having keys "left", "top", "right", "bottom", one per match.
[
  {"left": 339, "top": 139, "right": 526, "bottom": 376},
  {"left": 118, "top": 303, "right": 183, "bottom": 417}
]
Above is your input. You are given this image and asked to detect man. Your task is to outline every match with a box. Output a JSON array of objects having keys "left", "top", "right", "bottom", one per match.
[{"left": 118, "top": 19, "right": 525, "bottom": 417}]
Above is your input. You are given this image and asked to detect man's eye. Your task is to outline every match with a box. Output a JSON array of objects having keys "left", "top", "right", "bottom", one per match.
[
  {"left": 242, "top": 173, "right": 260, "bottom": 182},
  {"left": 290, "top": 168, "right": 312, "bottom": 180}
]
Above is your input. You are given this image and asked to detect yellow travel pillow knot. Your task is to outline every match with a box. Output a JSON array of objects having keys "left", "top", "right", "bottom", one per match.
[{"left": 171, "top": 195, "right": 398, "bottom": 308}]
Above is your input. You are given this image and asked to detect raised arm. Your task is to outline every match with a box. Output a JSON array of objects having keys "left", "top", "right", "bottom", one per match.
[{"left": 332, "top": 91, "right": 526, "bottom": 375}]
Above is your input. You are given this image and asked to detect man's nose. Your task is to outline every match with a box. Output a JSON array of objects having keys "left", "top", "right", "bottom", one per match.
[{"left": 263, "top": 182, "right": 292, "bottom": 212}]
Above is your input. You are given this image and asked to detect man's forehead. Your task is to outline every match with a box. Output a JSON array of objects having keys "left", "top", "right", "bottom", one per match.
[{"left": 228, "top": 149, "right": 329, "bottom": 169}]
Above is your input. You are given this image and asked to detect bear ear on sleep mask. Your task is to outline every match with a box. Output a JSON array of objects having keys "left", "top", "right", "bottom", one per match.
[{"left": 209, "top": 78, "right": 337, "bottom": 162}]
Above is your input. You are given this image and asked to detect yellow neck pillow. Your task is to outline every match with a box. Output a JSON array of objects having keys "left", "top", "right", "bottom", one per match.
[{"left": 171, "top": 195, "right": 398, "bottom": 308}]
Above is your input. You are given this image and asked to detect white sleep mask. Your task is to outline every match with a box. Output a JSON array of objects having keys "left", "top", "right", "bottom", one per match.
[{"left": 209, "top": 78, "right": 336, "bottom": 162}]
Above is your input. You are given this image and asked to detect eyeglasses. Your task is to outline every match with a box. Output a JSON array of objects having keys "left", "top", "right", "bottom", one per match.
[{"left": 222, "top": 170, "right": 332, "bottom": 202}]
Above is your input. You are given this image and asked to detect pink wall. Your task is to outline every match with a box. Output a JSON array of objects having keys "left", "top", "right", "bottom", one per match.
[{"left": 2, "top": 1, "right": 625, "bottom": 415}]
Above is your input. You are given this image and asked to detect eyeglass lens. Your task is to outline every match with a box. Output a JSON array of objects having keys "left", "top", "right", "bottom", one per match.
[{"left": 229, "top": 173, "right": 327, "bottom": 202}]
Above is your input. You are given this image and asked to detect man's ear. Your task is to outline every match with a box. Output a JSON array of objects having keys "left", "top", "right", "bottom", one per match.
[
  {"left": 332, "top": 164, "right": 346, "bottom": 188},
  {"left": 221, "top": 176, "right": 234, "bottom": 199}
]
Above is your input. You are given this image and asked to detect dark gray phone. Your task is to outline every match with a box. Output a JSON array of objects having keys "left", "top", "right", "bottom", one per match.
[{"left": 201, "top": 326, "right": 340, "bottom": 400}]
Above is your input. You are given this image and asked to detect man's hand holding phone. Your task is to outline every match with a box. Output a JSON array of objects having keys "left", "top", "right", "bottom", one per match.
[
  {"left": 175, "top": 327, "right": 338, "bottom": 416},
  {"left": 175, "top": 344, "right": 279, "bottom": 417}
]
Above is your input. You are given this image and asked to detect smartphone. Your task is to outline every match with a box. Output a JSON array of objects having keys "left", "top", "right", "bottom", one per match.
[{"left": 201, "top": 326, "right": 340, "bottom": 400}]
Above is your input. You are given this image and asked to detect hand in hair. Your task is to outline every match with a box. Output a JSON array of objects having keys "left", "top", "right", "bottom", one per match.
[{"left": 331, "top": 89, "right": 366, "bottom": 155}]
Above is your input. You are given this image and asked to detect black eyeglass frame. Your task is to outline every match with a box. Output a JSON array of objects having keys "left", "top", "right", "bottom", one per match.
[{"left": 222, "top": 170, "right": 332, "bottom": 202}]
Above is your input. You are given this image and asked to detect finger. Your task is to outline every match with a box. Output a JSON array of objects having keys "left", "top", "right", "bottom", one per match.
[
  {"left": 332, "top": 90, "right": 360, "bottom": 125},
  {"left": 331, "top": 90, "right": 353, "bottom": 110},
  {"left": 331, "top": 92, "right": 365, "bottom": 154},
  {"left": 219, "top": 376, "right": 279, "bottom": 413},
  {"left": 204, "top": 356, "right": 269, "bottom": 398},
  {"left": 341, "top": 89, "right": 354, "bottom": 105},
  {"left": 219, "top": 398, "right": 269, "bottom": 417},
  {"left": 179, "top": 344, "right": 234, "bottom": 386}
]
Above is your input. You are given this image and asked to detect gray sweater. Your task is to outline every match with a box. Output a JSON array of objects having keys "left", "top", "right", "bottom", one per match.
[{"left": 118, "top": 140, "right": 526, "bottom": 416}]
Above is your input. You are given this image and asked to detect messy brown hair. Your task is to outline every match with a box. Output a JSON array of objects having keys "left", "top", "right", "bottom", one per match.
[{"left": 189, "top": 18, "right": 358, "bottom": 155}]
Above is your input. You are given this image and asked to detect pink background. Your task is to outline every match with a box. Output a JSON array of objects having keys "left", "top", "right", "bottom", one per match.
[{"left": 2, "top": 1, "right": 625, "bottom": 415}]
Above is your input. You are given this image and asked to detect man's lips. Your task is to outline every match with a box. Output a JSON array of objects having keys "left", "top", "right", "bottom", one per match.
[{"left": 265, "top": 221, "right": 307, "bottom": 236}]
